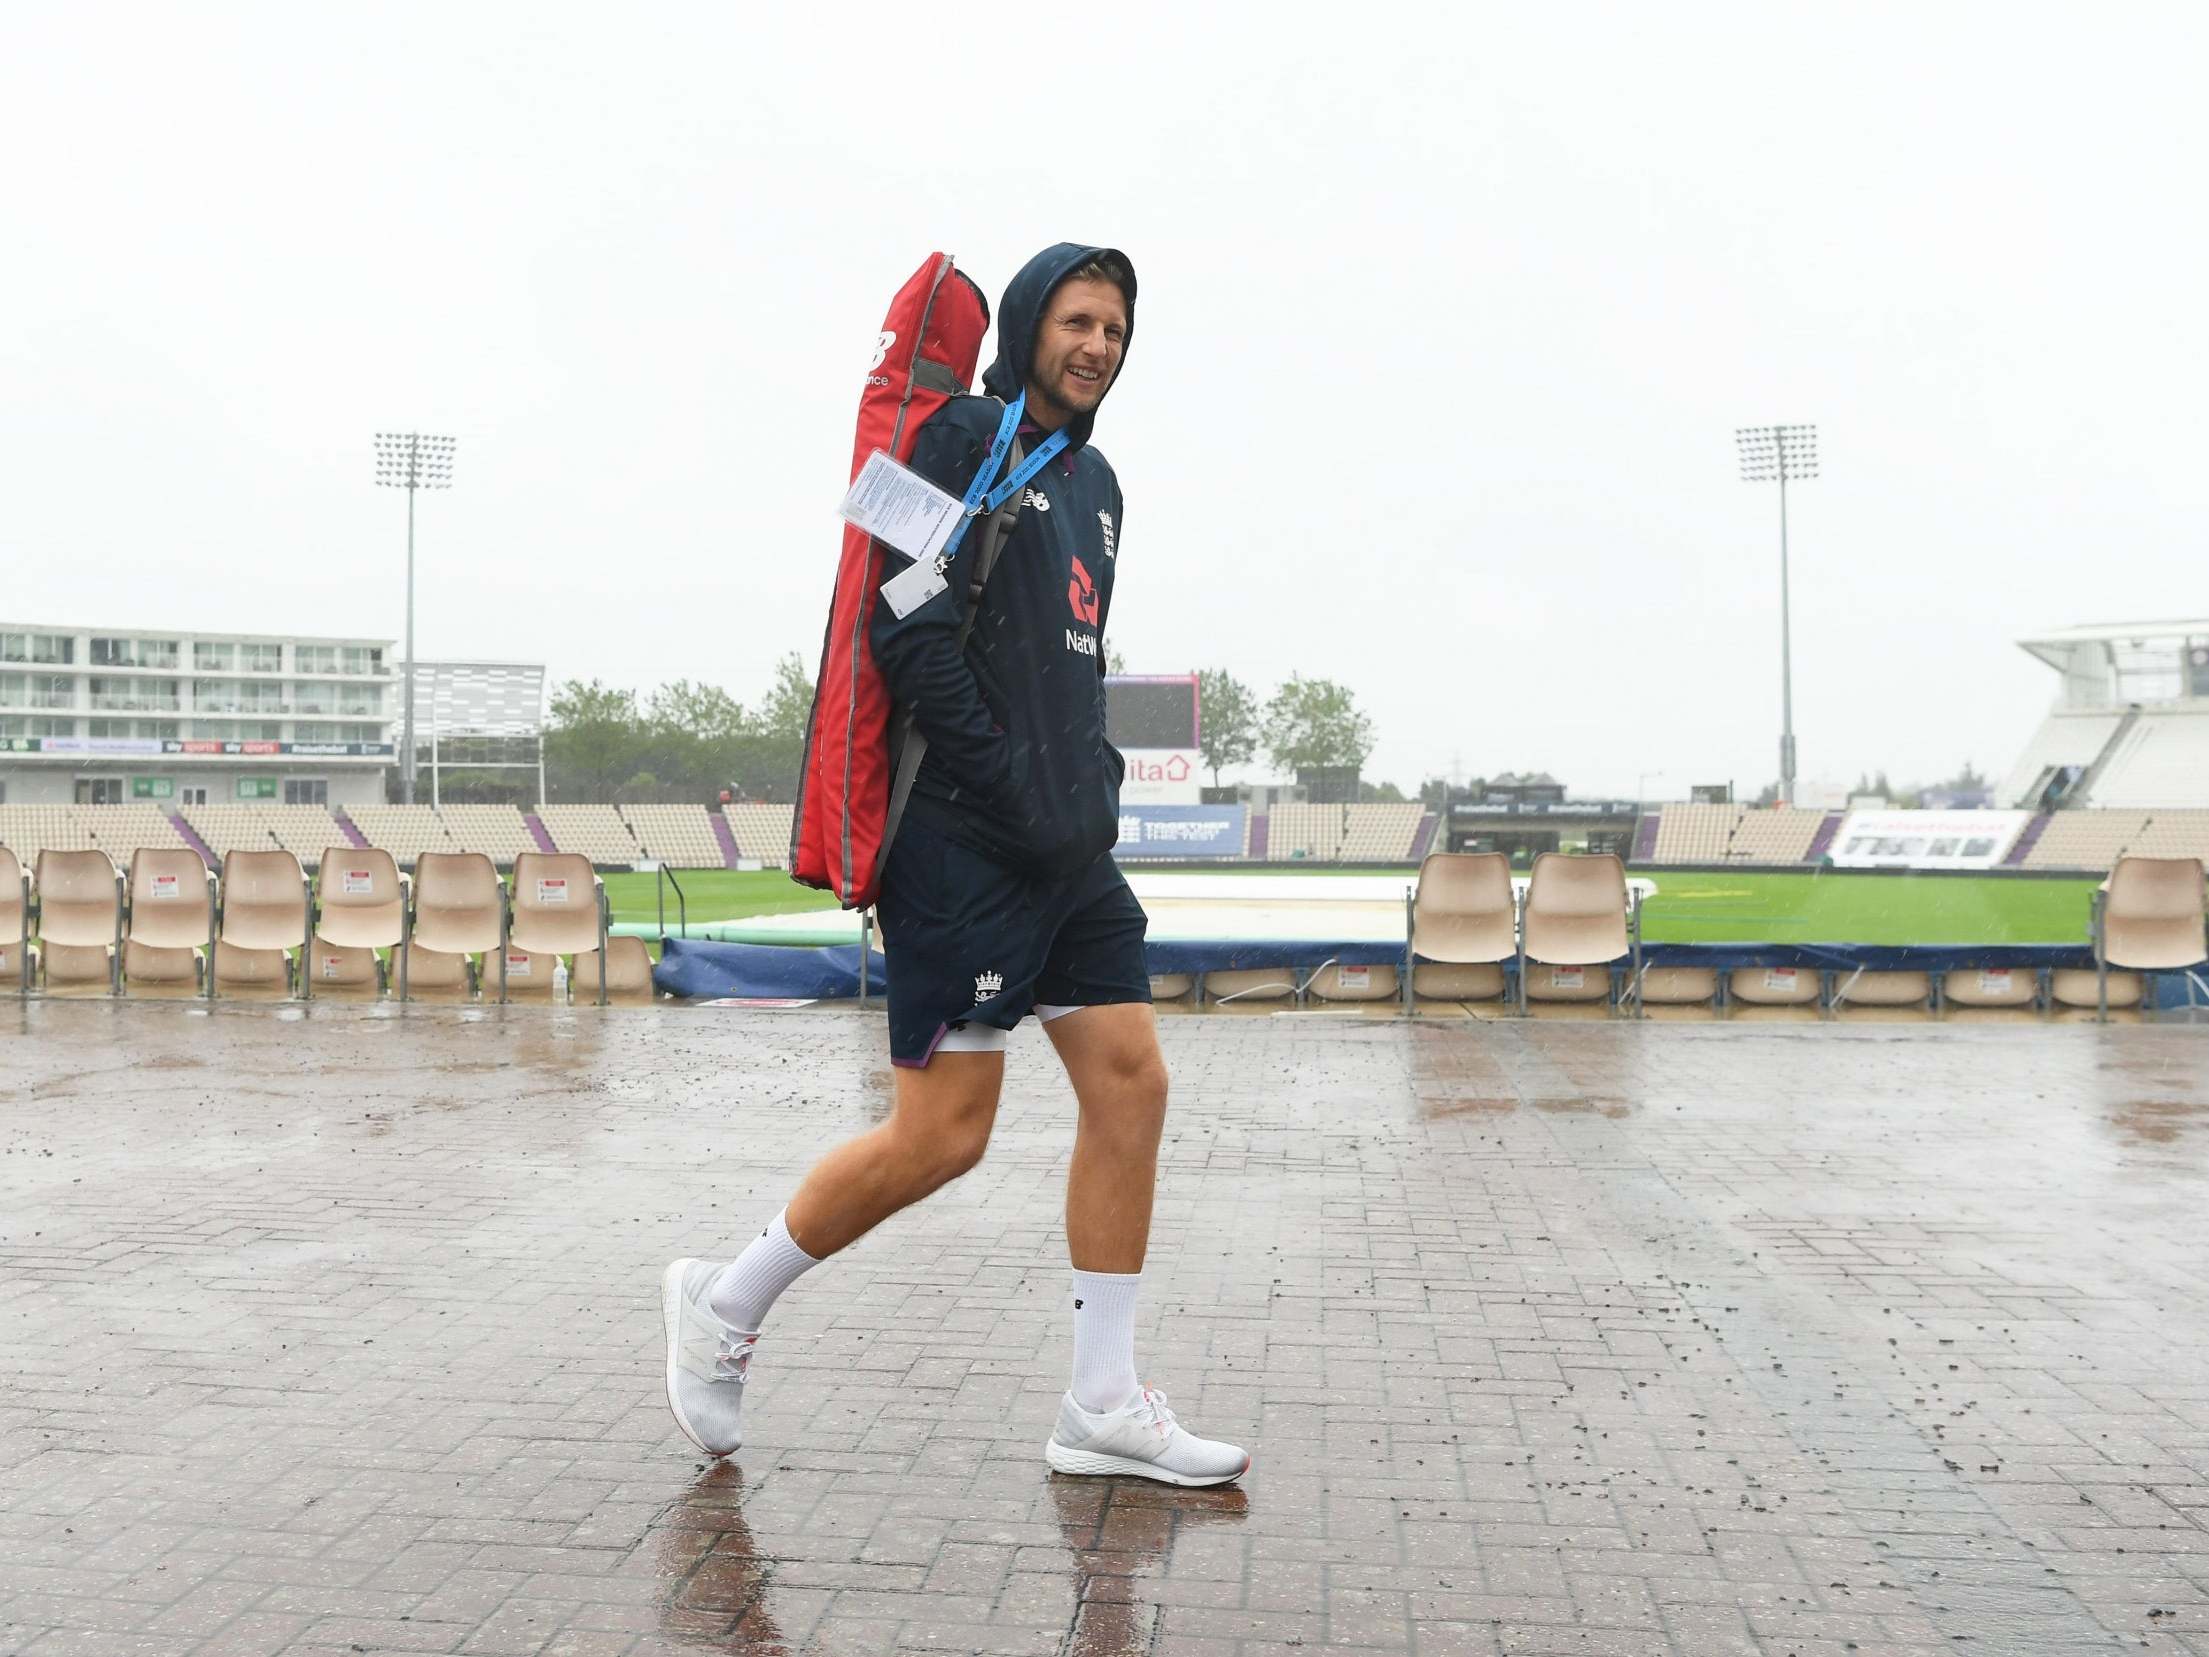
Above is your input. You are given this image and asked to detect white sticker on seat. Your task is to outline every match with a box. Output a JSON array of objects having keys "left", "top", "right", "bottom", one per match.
[{"left": 537, "top": 879, "right": 567, "bottom": 904}]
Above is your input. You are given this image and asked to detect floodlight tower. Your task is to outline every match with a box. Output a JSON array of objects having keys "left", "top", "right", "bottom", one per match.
[
  {"left": 1734, "top": 423, "right": 1818, "bottom": 807},
  {"left": 373, "top": 433, "right": 457, "bottom": 806}
]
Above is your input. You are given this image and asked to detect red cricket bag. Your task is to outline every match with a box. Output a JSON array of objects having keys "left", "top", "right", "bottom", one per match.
[{"left": 790, "top": 252, "right": 991, "bottom": 907}]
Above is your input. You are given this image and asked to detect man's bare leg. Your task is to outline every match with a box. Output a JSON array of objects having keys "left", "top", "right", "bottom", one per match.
[
  {"left": 1040, "top": 1002, "right": 1248, "bottom": 1482},
  {"left": 781, "top": 1050, "right": 1006, "bottom": 1258},
  {"left": 1046, "top": 1003, "right": 1169, "bottom": 1273}
]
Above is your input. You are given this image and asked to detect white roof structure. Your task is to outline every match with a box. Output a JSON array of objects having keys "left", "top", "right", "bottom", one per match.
[{"left": 1999, "top": 620, "right": 2209, "bottom": 810}]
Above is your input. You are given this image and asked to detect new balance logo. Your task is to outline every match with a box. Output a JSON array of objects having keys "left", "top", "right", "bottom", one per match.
[
  {"left": 1098, "top": 510, "right": 1115, "bottom": 559},
  {"left": 974, "top": 970, "right": 1003, "bottom": 1003},
  {"left": 1022, "top": 488, "right": 1051, "bottom": 512},
  {"left": 1074, "top": 1298, "right": 1085, "bottom": 1310}
]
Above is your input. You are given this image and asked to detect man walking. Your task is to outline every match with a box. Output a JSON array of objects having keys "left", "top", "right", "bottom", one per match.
[{"left": 662, "top": 244, "right": 1247, "bottom": 1486}]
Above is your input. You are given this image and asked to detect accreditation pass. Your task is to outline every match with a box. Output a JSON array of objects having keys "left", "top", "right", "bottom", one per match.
[{"left": 842, "top": 450, "right": 965, "bottom": 560}]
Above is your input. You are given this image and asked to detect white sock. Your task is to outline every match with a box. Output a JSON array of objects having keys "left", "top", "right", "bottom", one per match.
[
  {"left": 707, "top": 1209, "right": 821, "bottom": 1331},
  {"left": 1069, "top": 1268, "right": 1142, "bottom": 1413}
]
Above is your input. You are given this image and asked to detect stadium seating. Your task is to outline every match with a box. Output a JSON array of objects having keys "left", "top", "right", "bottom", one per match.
[
  {"left": 620, "top": 804, "right": 725, "bottom": 867},
  {"left": 1832, "top": 969, "right": 1930, "bottom": 1009},
  {"left": 510, "top": 852, "right": 609, "bottom": 1003},
  {"left": 1519, "top": 852, "right": 1637, "bottom": 1012},
  {"left": 310, "top": 847, "right": 403, "bottom": 999},
  {"left": 35, "top": 850, "right": 122, "bottom": 993},
  {"left": 724, "top": 803, "right": 794, "bottom": 866},
  {"left": 401, "top": 944, "right": 474, "bottom": 999},
  {"left": 2127, "top": 811, "right": 2209, "bottom": 864},
  {"left": 1729, "top": 965, "right": 1819, "bottom": 1006},
  {"left": 347, "top": 805, "right": 456, "bottom": 866},
  {"left": 536, "top": 805, "right": 641, "bottom": 864},
  {"left": 1943, "top": 966, "right": 2038, "bottom": 1009},
  {"left": 183, "top": 805, "right": 289, "bottom": 863},
  {"left": 2024, "top": 810, "right": 2149, "bottom": 871},
  {"left": 2098, "top": 856, "right": 2208, "bottom": 974},
  {"left": 0, "top": 806, "right": 94, "bottom": 860},
  {"left": 1638, "top": 966, "right": 1717, "bottom": 1005},
  {"left": 126, "top": 848, "right": 214, "bottom": 989},
  {"left": 2053, "top": 967, "right": 2140, "bottom": 1009},
  {"left": 408, "top": 852, "right": 507, "bottom": 1000},
  {"left": 574, "top": 935, "right": 655, "bottom": 1004},
  {"left": 1307, "top": 961, "right": 1398, "bottom": 1001},
  {"left": 122, "top": 939, "right": 200, "bottom": 990},
  {"left": 306, "top": 943, "right": 380, "bottom": 994},
  {"left": 1650, "top": 804, "right": 1744, "bottom": 864},
  {"left": 217, "top": 850, "right": 310, "bottom": 995},
  {"left": 503, "top": 945, "right": 557, "bottom": 1000},
  {"left": 438, "top": 805, "right": 537, "bottom": 864},
  {"left": 1, "top": 846, "right": 31, "bottom": 992},
  {"left": 1263, "top": 803, "right": 1344, "bottom": 862},
  {"left": 1726, "top": 808, "right": 1826, "bottom": 864},
  {"left": 1410, "top": 852, "right": 1514, "bottom": 1005}
]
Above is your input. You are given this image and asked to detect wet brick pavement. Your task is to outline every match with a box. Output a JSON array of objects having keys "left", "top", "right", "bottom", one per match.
[{"left": 4, "top": 998, "right": 2209, "bottom": 1656}]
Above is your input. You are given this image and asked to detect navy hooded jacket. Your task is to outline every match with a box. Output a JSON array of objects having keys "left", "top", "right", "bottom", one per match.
[{"left": 871, "top": 243, "right": 1136, "bottom": 879}]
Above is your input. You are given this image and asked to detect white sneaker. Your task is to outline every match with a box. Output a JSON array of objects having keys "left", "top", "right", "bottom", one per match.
[
  {"left": 1045, "top": 1386, "right": 1249, "bottom": 1486},
  {"left": 661, "top": 1258, "right": 758, "bottom": 1457}
]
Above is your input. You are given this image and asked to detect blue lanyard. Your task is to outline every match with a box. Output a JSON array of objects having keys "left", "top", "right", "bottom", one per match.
[{"left": 939, "top": 394, "right": 1071, "bottom": 562}]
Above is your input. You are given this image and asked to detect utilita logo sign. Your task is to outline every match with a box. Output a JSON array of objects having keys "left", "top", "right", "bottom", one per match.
[{"left": 1124, "top": 753, "right": 1192, "bottom": 785}]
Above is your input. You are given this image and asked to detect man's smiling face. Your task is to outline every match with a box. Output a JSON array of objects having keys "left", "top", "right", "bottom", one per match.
[{"left": 1026, "top": 276, "right": 1127, "bottom": 429}]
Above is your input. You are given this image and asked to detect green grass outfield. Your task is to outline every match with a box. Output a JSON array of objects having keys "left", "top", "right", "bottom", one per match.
[{"left": 603, "top": 865, "right": 2101, "bottom": 947}]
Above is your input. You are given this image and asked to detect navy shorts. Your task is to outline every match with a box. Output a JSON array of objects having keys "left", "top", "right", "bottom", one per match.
[{"left": 875, "top": 813, "right": 1151, "bottom": 1067}]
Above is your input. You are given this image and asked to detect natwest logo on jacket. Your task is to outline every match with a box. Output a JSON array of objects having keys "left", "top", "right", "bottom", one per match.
[{"left": 1067, "top": 556, "right": 1100, "bottom": 626}]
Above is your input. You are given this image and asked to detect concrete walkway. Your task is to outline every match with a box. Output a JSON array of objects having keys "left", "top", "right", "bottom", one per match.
[{"left": 3, "top": 999, "right": 2208, "bottom": 1655}]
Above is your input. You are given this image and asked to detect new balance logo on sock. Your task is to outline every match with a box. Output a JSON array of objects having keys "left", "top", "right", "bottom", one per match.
[{"left": 1074, "top": 1298, "right": 1084, "bottom": 1309}]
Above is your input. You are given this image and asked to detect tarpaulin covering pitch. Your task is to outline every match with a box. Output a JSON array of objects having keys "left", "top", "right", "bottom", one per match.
[
  {"left": 654, "top": 935, "right": 2142, "bottom": 1000},
  {"left": 655, "top": 937, "right": 887, "bottom": 1001}
]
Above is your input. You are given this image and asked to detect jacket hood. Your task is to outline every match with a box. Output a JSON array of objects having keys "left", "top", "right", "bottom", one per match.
[{"left": 981, "top": 242, "right": 1136, "bottom": 450}]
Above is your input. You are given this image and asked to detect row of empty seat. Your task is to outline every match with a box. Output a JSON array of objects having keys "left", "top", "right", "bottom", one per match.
[
  {"left": 1644, "top": 804, "right": 1830, "bottom": 865},
  {"left": 0, "top": 844, "right": 652, "bottom": 1003},
  {"left": 2022, "top": 809, "right": 2209, "bottom": 871},
  {"left": 0, "top": 804, "right": 186, "bottom": 861},
  {"left": 1263, "top": 803, "right": 1419, "bottom": 862}
]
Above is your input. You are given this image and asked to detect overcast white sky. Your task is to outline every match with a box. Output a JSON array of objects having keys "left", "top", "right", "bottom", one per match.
[{"left": 6, "top": 3, "right": 2204, "bottom": 801}]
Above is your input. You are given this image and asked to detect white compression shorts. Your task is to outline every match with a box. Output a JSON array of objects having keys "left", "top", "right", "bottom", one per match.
[{"left": 934, "top": 1002, "right": 1087, "bottom": 1054}]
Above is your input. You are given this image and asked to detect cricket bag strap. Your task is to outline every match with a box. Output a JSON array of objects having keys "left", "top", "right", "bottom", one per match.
[{"left": 874, "top": 436, "right": 1028, "bottom": 888}]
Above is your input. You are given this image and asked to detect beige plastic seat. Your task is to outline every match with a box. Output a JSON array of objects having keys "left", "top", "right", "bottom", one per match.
[
  {"left": 2102, "top": 857, "right": 2207, "bottom": 968},
  {"left": 2090, "top": 856, "right": 2206, "bottom": 1019},
  {"left": 1831, "top": 970, "right": 1931, "bottom": 1009},
  {"left": 1203, "top": 967, "right": 1296, "bottom": 1003},
  {"left": 306, "top": 943, "right": 381, "bottom": 994},
  {"left": 1148, "top": 972, "right": 1195, "bottom": 1001},
  {"left": 1943, "top": 967, "right": 2038, "bottom": 1009},
  {"left": 127, "top": 850, "right": 214, "bottom": 991},
  {"left": 2053, "top": 967, "right": 2141, "bottom": 1009},
  {"left": 311, "top": 848, "right": 405, "bottom": 1002},
  {"left": 510, "top": 852, "right": 607, "bottom": 1003},
  {"left": 503, "top": 945, "right": 557, "bottom": 1000},
  {"left": 408, "top": 852, "right": 506, "bottom": 1001},
  {"left": 123, "top": 939, "right": 201, "bottom": 991},
  {"left": 35, "top": 850, "right": 123, "bottom": 994},
  {"left": 1411, "top": 961, "right": 1506, "bottom": 1001},
  {"left": 213, "top": 941, "right": 292, "bottom": 992},
  {"left": 1409, "top": 852, "right": 1516, "bottom": 1011},
  {"left": 574, "top": 935, "right": 655, "bottom": 1004},
  {"left": 1519, "top": 853, "right": 1636, "bottom": 1012},
  {"left": 1637, "top": 966, "right": 1717, "bottom": 1004},
  {"left": 0, "top": 846, "right": 28, "bottom": 993},
  {"left": 1307, "top": 962, "right": 1398, "bottom": 1001},
  {"left": 218, "top": 850, "right": 309, "bottom": 996},
  {"left": 1730, "top": 965, "right": 1821, "bottom": 1006},
  {"left": 42, "top": 941, "right": 114, "bottom": 989},
  {"left": 402, "top": 944, "right": 475, "bottom": 999}
]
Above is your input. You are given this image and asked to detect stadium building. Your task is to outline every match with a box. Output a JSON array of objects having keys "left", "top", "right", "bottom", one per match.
[
  {"left": 2000, "top": 620, "right": 2209, "bottom": 810},
  {"left": 0, "top": 620, "right": 396, "bottom": 807}
]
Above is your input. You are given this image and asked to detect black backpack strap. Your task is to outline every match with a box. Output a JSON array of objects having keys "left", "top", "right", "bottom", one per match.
[{"left": 873, "top": 437, "right": 1027, "bottom": 892}]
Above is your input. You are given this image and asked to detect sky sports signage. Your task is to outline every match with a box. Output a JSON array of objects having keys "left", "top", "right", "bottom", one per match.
[
  {"left": 0, "top": 737, "right": 394, "bottom": 758},
  {"left": 1115, "top": 805, "right": 1246, "bottom": 857}
]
